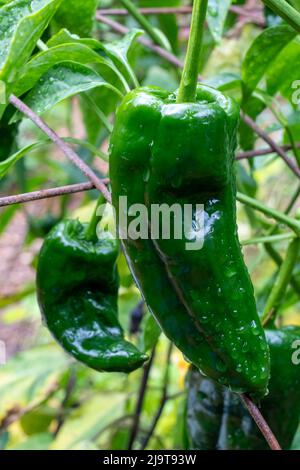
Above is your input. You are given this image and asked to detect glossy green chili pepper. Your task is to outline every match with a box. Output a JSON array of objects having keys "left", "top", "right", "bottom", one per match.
[
  {"left": 186, "top": 327, "right": 300, "bottom": 450},
  {"left": 110, "top": 84, "right": 270, "bottom": 396},
  {"left": 36, "top": 219, "right": 147, "bottom": 373}
]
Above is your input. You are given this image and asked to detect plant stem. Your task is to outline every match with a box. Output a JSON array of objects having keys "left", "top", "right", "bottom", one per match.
[
  {"left": 140, "top": 343, "right": 173, "bottom": 450},
  {"left": 127, "top": 348, "right": 156, "bottom": 450},
  {"left": 85, "top": 194, "right": 105, "bottom": 242},
  {"left": 242, "top": 232, "right": 295, "bottom": 246},
  {"left": 261, "top": 237, "right": 300, "bottom": 325},
  {"left": 240, "top": 394, "right": 281, "bottom": 450},
  {"left": 262, "top": 0, "right": 300, "bottom": 33},
  {"left": 177, "top": 0, "right": 208, "bottom": 103},
  {"left": 265, "top": 243, "right": 300, "bottom": 296},
  {"left": 120, "top": 0, "right": 167, "bottom": 49},
  {"left": 237, "top": 192, "right": 300, "bottom": 235}
]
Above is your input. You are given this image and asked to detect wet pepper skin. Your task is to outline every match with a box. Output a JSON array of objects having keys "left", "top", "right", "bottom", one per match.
[
  {"left": 37, "top": 219, "right": 147, "bottom": 373},
  {"left": 186, "top": 327, "right": 300, "bottom": 450},
  {"left": 110, "top": 84, "right": 270, "bottom": 397}
]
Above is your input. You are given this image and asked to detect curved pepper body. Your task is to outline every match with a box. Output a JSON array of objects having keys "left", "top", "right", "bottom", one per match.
[
  {"left": 186, "top": 327, "right": 300, "bottom": 450},
  {"left": 36, "top": 219, "right": 147, "bottom": 373},
  {"left": 110, "top": 84, "right": 270, "bottom": 396}
]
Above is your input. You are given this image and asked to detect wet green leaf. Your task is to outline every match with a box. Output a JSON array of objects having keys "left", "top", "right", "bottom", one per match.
[
  {"left": 12, "top": 61, "right": 123, "bottom": 120},
  {"left": 53, "top": 0, "right": 98, "bottom": 37},
  {"left": 242, "top": 25, "right": 296, "bottom": 99},
  {"left": 0, "top": 0, "right": 62, "bottom": 83},
  {"left": 14, "top": 43, "right": 121, "bottom": 97},
  {"left": 207, "top": 0, "right": 232, "bottom": 43}
]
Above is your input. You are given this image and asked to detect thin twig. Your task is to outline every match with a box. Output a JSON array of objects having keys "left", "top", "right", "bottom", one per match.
[
  {"left": 9, "top": 94, "right": 112, "bottom": 203},
  {"left": 237, "top": 143, "right": 300, "bottom": 160},
  {"left": 127, "top": 347, "right": 156, "bottom": 450},
  {"left": 241, "top": 113, "right": 300, "bottom": 179},
  {"left": 0, "top": 181, "right": 109, "bottom": 207},
  {"left": 99, "top": 7, "right": 193, "bottom": 15},
  {"left": 140, "top": 343, "right": 173, "bottom": 450},
  {"left": 96, "top": 13, "right": 183, "bottom": 69},
  {"left": 240, "top": 394, "right": 281, "bottom": 450},
  {"left": 98, "top": 6, "right": 264, "bottom": 24}
]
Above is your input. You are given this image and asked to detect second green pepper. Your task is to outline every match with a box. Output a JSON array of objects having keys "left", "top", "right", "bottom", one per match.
[
  {"left": 37, "top": 219, "right": 147, "bottom": 373},
  {"left": 186, "top": 327, "right": 300, "bottom": 450}
]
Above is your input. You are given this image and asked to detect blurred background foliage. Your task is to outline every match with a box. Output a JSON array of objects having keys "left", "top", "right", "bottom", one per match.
[{"left": 0, "top": 0, "right": 300, "bottom": 450}]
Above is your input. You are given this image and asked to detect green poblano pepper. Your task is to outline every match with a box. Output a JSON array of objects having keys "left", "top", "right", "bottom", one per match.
[
  {"left": 110, "top": 84, "right": 270, "bottom": 397},
  {"left": 186, "top": 327, "right": 300, "bottom": 450},
  {"left": 36, "top": 219, "right": 147, "bottom": 373}
]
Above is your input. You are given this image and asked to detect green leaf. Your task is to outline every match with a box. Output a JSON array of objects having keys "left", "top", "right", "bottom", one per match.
[
  {"left": 12, "top": 61, "right": 123, "bottom": 120},
  {"left": 0, "top": 344, "right": 70, "bottom": 421},
  {"left": 141, "top": 313, "right": 162, "bottom": 353},
  {"left": 53, "top": 0, "right": 98, "bottom": 37},
  {"left": 206, "top": 72, "right": 241, "bottom": 92},
  {"left": 207, "top": 0, "right": 232, "bottom": 43},
  {"left": 0, "top": 141, "right": 41, "bottom": 178},
  {"left": 0, "top": 0, "right": 62, "bottom": 84},
  {"left": 47, "top": 27, "right": 100, "bottom": 49},
  {"left": 242, "top": 24, "right": 296, "bottom": 99},
  {"left": 102, "top": 29, "right": 143, "bottom": 87},
  {"left": 143, "top": 65, "right": 178, "bottom": 91},
  {"left": 20, "top": 406, "right": 56, "bottom": 435},
  {"left": 9, "top": 433, "right": 54, "bottom": 450},
  {"left": 110, "top": 427, "right": 130, "bottom": 450},
  {"left": 266, "top": 37, "right": 300, "bottom": 100},
  {"left": 14, "top": 43, "right": 121, "bottom": 97},
  {"left": 46, "top": 29, "right": 131, "bottom": 93},
  {"left": 51, "top": 394, "right": 125, "bottom": 449}
]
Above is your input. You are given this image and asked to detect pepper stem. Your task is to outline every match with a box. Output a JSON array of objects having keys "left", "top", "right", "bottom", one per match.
[
  {"left": 85, "top": 194, "right": 105, "bottom": 242},
  {"left": 177, "top": 0, "right": 208, "bottom": 104},
  {"left": 120, "top": 0, "right": 167, "bottom": 49}
]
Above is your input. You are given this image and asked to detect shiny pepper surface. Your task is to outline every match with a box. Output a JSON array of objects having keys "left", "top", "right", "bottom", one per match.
[
  {"left": 37, "top": 219, "right": 147, "bottom": 373},
  {"left": 110, "top": 84, "right": 270, "bottom": 396},
  {"left": 186, "top": 327, "right": 300, "bottom": 450}
]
